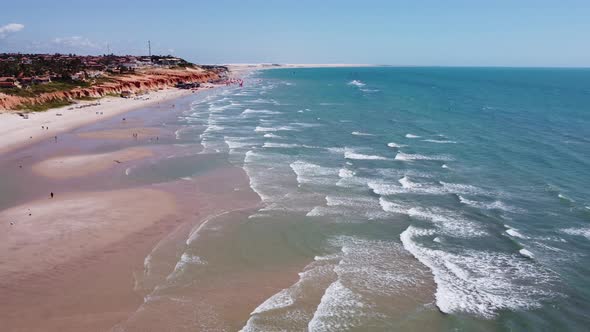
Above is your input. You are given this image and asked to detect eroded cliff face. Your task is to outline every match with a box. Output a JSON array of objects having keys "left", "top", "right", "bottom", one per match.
[{"left": 0, "top": 68, "right": 221, "bottom": 110}]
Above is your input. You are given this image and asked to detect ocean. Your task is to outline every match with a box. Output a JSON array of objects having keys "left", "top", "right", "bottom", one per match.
[{"left": 132, "top": 67, "right": 590, "bottom": 331}]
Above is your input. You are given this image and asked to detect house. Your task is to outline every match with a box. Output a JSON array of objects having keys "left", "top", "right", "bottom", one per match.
[
  {"left": 86, "top": 70, "right": 103, "bottom": 78},
  {"left": 157, "top": 58, "right": 182, "bottom": 66},
  {"left": 19, "top": 77, "right": 33, "bottom": 86},
  {"left": 32, "top": 76, "right": 51, "bottom": 84},
  {"left": 0, "top": 77, "right": 17, "bottom": 88},
  {"left": 70, "top": 72, "right": 86, "bottom": 81},
  {"left": 119, "top": 62, "right": 137, "bottom": 71}
]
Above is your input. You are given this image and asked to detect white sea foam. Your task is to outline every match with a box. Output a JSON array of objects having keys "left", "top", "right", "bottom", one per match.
[
  {"left": 506, "top": 228, "right": 528, "bottom": 239},
  {"left": 369, "top": 178, "right": 488, "bottom": 197},
  {"left": 379, "top": 197, "right": 486, "bottom": 238},
  {"left": 307, "top": 280, "right": 366, "bottom": 331},
  {"left": 423, "top": 139, "right": 457, "bottom": 144},
  {"left": 255, "top": 125, "right": 295, "bottom": 132},
  {"left": 348, "top": 80, "right": 366, "bottom": 87},
  {"left": 345, "top": 148, "right": 390, "bottom": 161},
  {"left": 351, "top": 131, "right": 375, "bottom": 136},
  {"left": 241, "top": 108, "right": 280, "bottom": 116},
  {"left": 441, "top": 164, "right": 449, "bottom": 169},
  {"left": 519, "top": 249, "right": 535, "bottom": 259},
  {"left": 290, "top": 161, "right": 339, "bottom": 186},
  {"left": 244, "top": 235, "right": 430, "bottom": 331},
  {"left": 240, "top": 260, "right": 337, "bottom": 331},
  {"left": 251, "top": 288, "right": 295, "bottom": 315},
  {"left": 263, "top": 133, "right": 282, "bottom": 138},
  {"left": 224, "top": 137, "right": 256, "bottom": 150},
  {"left": 405, "top": 134, "right": 421, "bottom": 138},
  {"left": 387, "top": 142, "right": 405, "bottom": 148},
  {"left": 561, "top": 227, "right": 590, "bottom": 240},
  {"left": 307, "top": 197, "right": 386, "bottom": 219},
  {"left": 338, "top": 168, "right": 355, "bottom": 178},
  {"left": 440, "top": 181, "right": 492, "bottom": 196},
  {"left": 557, "top": 193, "right": 575, "bottom": 203},
  {"left": 167, "top": 253, "right": 207, "bottom": 280},
  {"left": 263, "top": 142, "right": 300, "bottom": 148},
  {"left": 459, "top": 195, "right": 519, "bottom": 213},
  {"left": 395, "top": 152, "right": 452, "bottom": 161},
  {"left": 400, "top": 226, "right": 559, "bottom": 318},
  {"left": 307, "top": 236, "right": 428, "bottom": 330}
]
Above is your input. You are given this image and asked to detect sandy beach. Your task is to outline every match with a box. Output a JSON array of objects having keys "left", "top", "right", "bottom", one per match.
[
  {"left": 31, "top": 147, "right": 154, "bottom": 179},
  {"left": 0, "top": 73, "right": 270, "bottom": 331},
  {"left": 0, "top": 88, "right": 192, "bottom": 155}
]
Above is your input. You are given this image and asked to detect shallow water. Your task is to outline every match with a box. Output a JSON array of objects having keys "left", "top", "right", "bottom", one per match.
[{"left": 130, "top": 67, "right": 590, "bottom": 331}]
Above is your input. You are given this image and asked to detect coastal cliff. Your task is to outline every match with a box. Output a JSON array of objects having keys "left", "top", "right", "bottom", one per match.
[{"left": 0, "top": 67, "right": 221, "bottom": 111}]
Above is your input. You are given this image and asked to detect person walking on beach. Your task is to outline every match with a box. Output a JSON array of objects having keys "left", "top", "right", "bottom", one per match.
[{"left": 50, "top": 192, "right": 54, "bottom": 198}]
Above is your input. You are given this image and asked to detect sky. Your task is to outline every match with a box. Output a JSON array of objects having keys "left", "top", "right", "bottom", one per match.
[{"left": 0, "top": 0, "right": 589, "bottom": 67}]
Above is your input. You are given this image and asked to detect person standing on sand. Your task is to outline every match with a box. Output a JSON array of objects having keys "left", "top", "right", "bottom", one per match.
[{"left": 50, "top": 192, "right": 54, "bottom": 198}]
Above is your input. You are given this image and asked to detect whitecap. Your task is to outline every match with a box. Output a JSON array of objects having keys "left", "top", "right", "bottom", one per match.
[
  {"left": 459, "top": 195, "right": 520, "bottom": 213},
  {"left": 263, "top": 133, "right": 282, "bottom": 138},
  {"left": 405, "top": 134, "right": 421, "bottom": 138},
  {"left": 387, "top": 142, "right": 406, "bottom": 148},
  {"left": 338, "top": 168, "right": 355, "bottom": 178},
  {"left": 400, "top": 226, "right": 559, "bottom": 318},
  {"left": 263, "top": 142, "right": 300, "bottom": 148},
  {"left": 506, "top": 228, "right": 528, "bottom": 239},
  {"left": 519, "top": 249, "right": 535, "bottom": 259},
  {"left": 347, "top": 80, "right": 366, "bottom": 87},
  {"left": 423, "top": 139, "right": 457, "bottom": 144},
  {"left": 351, "top": 131, "right": 375, "bottom": 136},
  {"left": 345, "top": 148, "right": 390, "bottom": 161},
  {"left": 290, "top": 161, "right": 339, "bottom": 186},
  {"left": 395, "top": 152, "right": 452, "bottom": 161},
  {"left": 254, "top": 125, "right": 295, "bottom": 132},
  {"left": 241, "top": 108, "right": 280, "bottom": 116},
  {"left": 561, "top": 227, "right": 590, "bottom": 240}
]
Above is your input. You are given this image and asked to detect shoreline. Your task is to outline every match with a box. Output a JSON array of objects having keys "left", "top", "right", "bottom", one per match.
[
  {"left": 0, "top": 84, "right": 264, "bottom": 331},
  {"left": 0, "top": 88, "right": 195, "bottom": 155}
]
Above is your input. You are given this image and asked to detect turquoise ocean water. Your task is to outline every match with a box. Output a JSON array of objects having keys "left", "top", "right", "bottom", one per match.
[{"left": 173, "top": 67, "right": 590, "bottom": 331}]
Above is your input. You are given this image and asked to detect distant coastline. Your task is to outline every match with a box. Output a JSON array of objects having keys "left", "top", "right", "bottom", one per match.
[{"left": 0, "top": 53, "right": 228, "bottom": 111}]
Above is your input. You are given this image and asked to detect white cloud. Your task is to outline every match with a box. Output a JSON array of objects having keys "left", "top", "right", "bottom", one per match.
[
  {"left": 52, "top": 36, "right": 100, "bottom": 49},
  {"left": 0, "top": 23, "right": 25, "bottom": 38}
]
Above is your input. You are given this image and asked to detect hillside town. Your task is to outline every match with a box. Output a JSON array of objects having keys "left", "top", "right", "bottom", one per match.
[
  {"left": 0, "top": 53, "right": 230, "bottom": 111},
  {"left": 0, "top": 53, "right": 214, "bottom": 89}
]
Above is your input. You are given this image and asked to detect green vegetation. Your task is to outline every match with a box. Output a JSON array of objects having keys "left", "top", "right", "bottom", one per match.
[
  {"left": 16, "top": 99, "right": 73, "bottom": 112},
  {"left": 0, "top": 55, "right": 85, "bottom": 78},
  {"left": 0, "top": 80, "right": 91, "bottom": 97},
  {"left": 76, "top": 96, "right": 100, "bottom": 101},
  {"left": 92, "top": 76, "right": 117, "bottom": 84},
  {"left": 0, "top": 87, "right": 36, "bottom": 97},
  {"left": 31, "top": 80, "right": 90, "bottom": 93}
]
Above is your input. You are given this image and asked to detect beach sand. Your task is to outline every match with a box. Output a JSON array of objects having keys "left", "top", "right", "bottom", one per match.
[
  {"left": 77, "top": 127, "right": 162, "bottom": 140},
  {"left": 31, "top": 147, "right": 154, "bottom": 178},
  {"left": 0, "top": 187, "right": 176, "bottom": 281},
  {"left": 0, "top": 75, "right": 269, "bottom": 331},
  {"left": 0, "top": 88, "right": 192, "bottom": 155}
]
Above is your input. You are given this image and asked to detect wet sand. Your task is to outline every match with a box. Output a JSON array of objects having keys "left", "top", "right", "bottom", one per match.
[
  {"left": 31, "top": 147, "right": 153, "bottom": 179},
  {"left": 77, "top": 127, "right": 162, "bottom": 140},
  {"left": 0, "top": 89, "right": 193, "bottom": 155},
  {"left": 0, "top": 88, "right": 269, "bottom": 332}
]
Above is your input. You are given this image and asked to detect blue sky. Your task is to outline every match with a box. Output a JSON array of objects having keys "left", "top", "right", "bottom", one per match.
[{"left": 1, "top": 0, "right": 589, "bottom": 67}]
